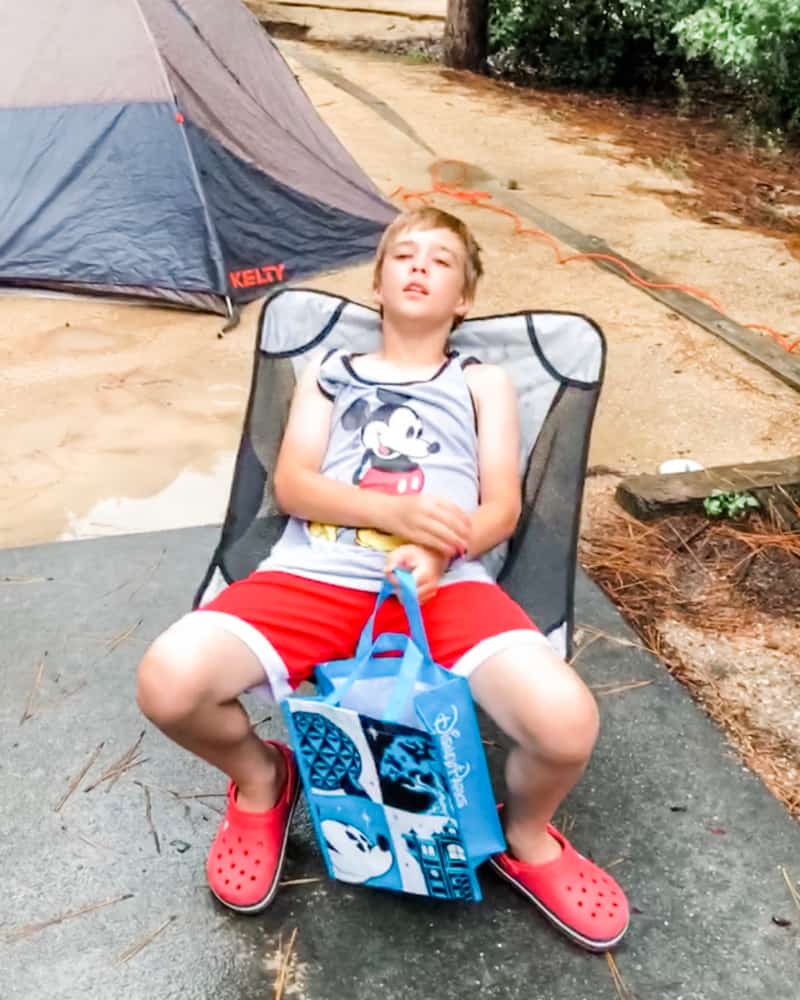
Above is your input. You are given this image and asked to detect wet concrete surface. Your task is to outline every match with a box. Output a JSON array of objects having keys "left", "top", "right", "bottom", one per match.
[{"left": 2, "top": 526, "right": 799, "bottom": 999}]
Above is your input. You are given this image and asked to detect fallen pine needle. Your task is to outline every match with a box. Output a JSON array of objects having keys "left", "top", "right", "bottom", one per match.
[
  {"left": 576, "top": 625, "right": 648, "bottom": 653},
  {"left": 174, "top": 792, "right": 226, "bottom": 800},
  {"left": 198, "top": 799, "right": 224, "bottom": 815},
  {"left": 568, "top": 633, "right": 601, "bottom": 666},
  {"left": 781, "top": 867, "right": 800, "bottom": 912},
  {"left": 132, "top": 783, "right": 225, "bottom": 815},
  {"left": 143, "top": 784, "right": 161, "bottom": 854},
  {"left": 99, "top": 576, "right": 137, "bottom": 600},
  {"left": 1, "top": 575, "right": 51, "bottom": 584},
  {"left": 106, "top": 618, "right": 143, "bottom": 654},
  {"left": 30, "top": 680, "right": 87, "bottom": 720},
  {"left": 556, "top": 812, "right": 576, "bottom": 836},
  {"left": 127, "top": 550, "right": 166, "bottom": 601},
  {"left": 131, "top": 779, "right": 224, "bottom": 800},
  {"left": 106, "top": 753, "right": 148, "bottom": 792},
  {"left": 605, "top": 857, "right": 626, "bottom": 870},
  {"left": 75, "top": 832, "right": 116, "bottom": 853},
  {"left": 274, "top": 927, "right": 299, "bottom": 1000},
  {"left": 3, "top": 893, "right": 133, "bottom": 943},
  {"left": 667, "top": 521, "right": 709, "bottom": 576},
  {"left": 20, "top": 659, "right": 46, "bottom": 725},
  {"left": 592, "top": 679, "right": 654, "bottom": 698},
  {"left": 606, "top": 951, "right": 635, "bottom": 1000},
  {"left": 54, "top": 740, "right": 105, "bottom": 812},
  {"left": 84, "top": 731, "right": 146, "bottom": 793},
  {"left": 280, "top": 877, "right": 322, "bottom": 887},
  {"left": 115, "top": 914, "right": 176, "bottom": 965}
]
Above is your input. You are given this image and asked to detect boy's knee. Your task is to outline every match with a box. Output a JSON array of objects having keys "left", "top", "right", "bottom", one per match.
[
  {"left": 136, "top": 636, "right": 205, "bottom": 729},
  {"left": 521, "top": 677, "right": 599, "bottom": 767}
]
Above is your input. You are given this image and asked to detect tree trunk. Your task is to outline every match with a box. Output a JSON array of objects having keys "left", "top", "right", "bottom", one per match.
[{"left": 443, "top": 0, "right": 488, "bottom": 71}]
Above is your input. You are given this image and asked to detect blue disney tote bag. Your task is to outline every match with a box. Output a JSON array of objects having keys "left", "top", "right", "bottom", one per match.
[{"left": 282, "top": 569, "right": 505, "bottom": 901}]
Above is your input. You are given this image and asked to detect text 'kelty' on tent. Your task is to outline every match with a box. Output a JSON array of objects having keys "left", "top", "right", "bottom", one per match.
[{"left": 0, "top": 0, "right": 396, "bottom": 314}]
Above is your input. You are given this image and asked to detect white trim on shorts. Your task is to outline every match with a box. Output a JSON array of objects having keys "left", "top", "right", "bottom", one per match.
[
  {"left": 187, "top": 609, "right": 293, "bottom": 703},
  {"left": 451, "top": 628, "right": 552, "bottom": 680},
  {"left": 175, "top": 616, "right": 550, "bottom": 702}
]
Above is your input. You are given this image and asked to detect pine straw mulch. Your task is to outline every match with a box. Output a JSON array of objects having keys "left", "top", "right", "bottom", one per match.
[{"left": 579, "top": 507, "right": 800, "bottom": 819}]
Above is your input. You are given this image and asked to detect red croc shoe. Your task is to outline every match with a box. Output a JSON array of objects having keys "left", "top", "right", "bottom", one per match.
[
  {"left": 490, "top": 824, "right": 629, "bottom": 951},
  {"left": 206, "top": 740, "right": 300, "bottom": 914}
]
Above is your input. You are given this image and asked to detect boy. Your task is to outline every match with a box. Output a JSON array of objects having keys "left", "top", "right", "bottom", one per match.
[{"left": 136, "top": 208, "right": 629, "bottom": 951}]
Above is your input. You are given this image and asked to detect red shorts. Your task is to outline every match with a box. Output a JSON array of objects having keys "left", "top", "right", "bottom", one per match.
[{"left": 194, "top": 571, "right": 542, "bottom": 701}]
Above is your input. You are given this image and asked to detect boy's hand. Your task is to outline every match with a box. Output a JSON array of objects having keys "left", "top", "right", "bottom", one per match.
[
  {"left": 385, "top": 545, "right": 449, "bottom": 604},
  {"left": 384, "top": 495, "right": 470, "bottom": 558}
]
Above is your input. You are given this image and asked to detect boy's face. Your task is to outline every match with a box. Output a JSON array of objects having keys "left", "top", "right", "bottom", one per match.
[{"left": 375, "top": 226, "right": 471, "bottom": 328}]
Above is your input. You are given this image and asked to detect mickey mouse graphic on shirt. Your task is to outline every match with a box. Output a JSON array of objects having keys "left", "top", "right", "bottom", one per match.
[{"left": 308, "top": 388, "right": 441, "bottom": 551}]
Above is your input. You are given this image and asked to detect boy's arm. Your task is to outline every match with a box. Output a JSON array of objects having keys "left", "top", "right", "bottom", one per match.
[
  {"left": 464, "top": 364, "right": 522, "bottom": 558},
  {"left": 273, "top": 354, "right": 390, "bottom": 530},
  {"left": 273, "top": 355, "right": 470, "bottom": 557}
]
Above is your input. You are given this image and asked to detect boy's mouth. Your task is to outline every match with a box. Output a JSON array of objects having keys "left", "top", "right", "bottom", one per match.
[{"left": 403, "top": 282, "right": 428, "bottom": 295}]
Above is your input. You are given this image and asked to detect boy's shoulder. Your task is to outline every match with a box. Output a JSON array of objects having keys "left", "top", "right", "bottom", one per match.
[
  {"left": 462, "top": 358, "right": 513, "bottom": 392},
  {"left": 462, "top": 361, "right": 517, "bottom": 427}
]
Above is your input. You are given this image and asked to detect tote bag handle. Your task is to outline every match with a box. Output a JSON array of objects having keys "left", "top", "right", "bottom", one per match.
[
  {"left": 323, "top": 632, "right": 425, "bottom": 724},
  {"left": 355, "top": 568, "right": 432, "bottom": 662}
]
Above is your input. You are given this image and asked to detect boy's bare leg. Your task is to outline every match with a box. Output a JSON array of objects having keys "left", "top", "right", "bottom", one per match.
[
  {"left": 136, "top": 619, "right": 286, "bottom": 812},
  {"left": 468, "top": 642, "right": 600, "bottom": 865}
]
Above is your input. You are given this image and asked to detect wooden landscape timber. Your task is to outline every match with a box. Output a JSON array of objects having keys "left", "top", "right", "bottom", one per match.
[
  {"left": 616, "top": 456, "right": 800, "bottom": 528},
  {"left": 266, "top": 0, "right": 444, "bottom": 19}
]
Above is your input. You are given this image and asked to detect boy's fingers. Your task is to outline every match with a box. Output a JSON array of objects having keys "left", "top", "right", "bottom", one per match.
[
  {"left": 433, "top": 509, "right": 470, "bottom": 541},
  {"left": 385, "top": 547, "right": 416, "bottom": 570},
  {"left": 431, "top": 527, "right": 466, "bottom": 555},
  {"left": 419, "top": 534, "right": 456, "bottom": 557},
  {"left": 413, "top": 518, "right": 465, "bottom": 551},
  {"left": 433, "top": 498, "right": 471, "bottom": 532}
]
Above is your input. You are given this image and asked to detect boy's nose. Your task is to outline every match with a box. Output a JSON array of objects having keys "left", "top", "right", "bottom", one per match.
[{"left": 411, "top": 259, "right": 428, "bottom": 273}]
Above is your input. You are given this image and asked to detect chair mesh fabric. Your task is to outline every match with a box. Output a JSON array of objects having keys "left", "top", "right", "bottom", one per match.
[{"left": 195, "top": 289, "right": 605, "bottom": 658}]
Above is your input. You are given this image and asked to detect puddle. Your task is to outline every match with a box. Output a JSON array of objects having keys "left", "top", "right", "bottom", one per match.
[{"left": 59, "top": 452, "right": 236, "bottom": 541}]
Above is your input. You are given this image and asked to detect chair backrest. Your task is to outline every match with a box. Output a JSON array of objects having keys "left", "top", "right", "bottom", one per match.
[{"left": 195, "top": 288, "right": 605, "bottom": 658}]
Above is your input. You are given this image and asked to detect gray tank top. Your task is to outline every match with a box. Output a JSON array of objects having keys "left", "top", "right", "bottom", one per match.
[{"left": 259, "top": 348, "right": 493, "bottom": 591}]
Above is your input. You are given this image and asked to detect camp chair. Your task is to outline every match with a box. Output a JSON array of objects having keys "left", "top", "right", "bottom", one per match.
[{"left": 195, "top": 289, "right": 605, "bottom": 658}]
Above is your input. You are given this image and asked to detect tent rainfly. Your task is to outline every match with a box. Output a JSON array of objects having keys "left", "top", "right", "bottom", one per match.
[{"left": 0, "top": 0, "right": 396, "bottom": 314}]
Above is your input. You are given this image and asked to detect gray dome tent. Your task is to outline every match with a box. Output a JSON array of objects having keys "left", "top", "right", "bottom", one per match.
[{"left": 0, "top": 0, "right": 396, "bottom": 313}]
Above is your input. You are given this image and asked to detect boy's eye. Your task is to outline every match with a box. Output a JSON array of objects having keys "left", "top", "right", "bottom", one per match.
[{"left": 434, "top": 258, "right": 451, "bottom": 266}]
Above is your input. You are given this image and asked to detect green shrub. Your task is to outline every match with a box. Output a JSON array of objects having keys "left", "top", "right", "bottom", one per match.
[
  {"left": 489, "top": 1, "right": 703, "bottom": 89},
  {"left": 488, "top": 0, "right": 800, "bottom": 132},
  {"left": 674, "top": 0, "right": 800, "bottom": 129}
]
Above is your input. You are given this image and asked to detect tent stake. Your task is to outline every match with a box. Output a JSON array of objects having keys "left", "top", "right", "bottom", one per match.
[{"left": 220, "top": 298, "right": 241, "bottom": 336}]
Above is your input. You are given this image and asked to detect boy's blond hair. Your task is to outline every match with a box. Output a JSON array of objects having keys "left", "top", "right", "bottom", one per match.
[{"left": 372, "top": 207, "right": 483, "bottom": 303}]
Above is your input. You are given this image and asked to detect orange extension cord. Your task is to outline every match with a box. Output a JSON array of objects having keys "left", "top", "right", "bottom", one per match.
[{"left": 390, "top": 160, "right": 800, "bottom": 355}]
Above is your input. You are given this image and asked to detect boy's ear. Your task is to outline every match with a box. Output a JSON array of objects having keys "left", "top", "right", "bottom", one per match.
[{"left": 454, "top": 289, "right": 473, "bottom": 320}]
